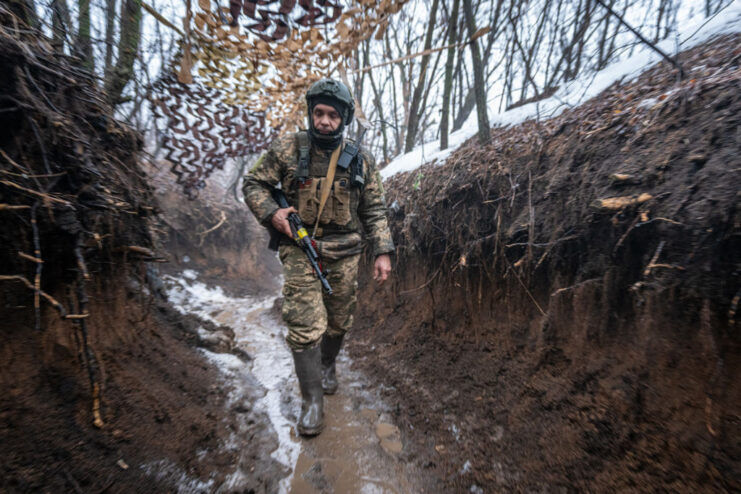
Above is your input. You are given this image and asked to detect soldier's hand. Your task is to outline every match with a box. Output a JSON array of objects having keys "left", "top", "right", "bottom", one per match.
[
  {"left": 271, "top": 207, "right": 298, "bottom": 238},
  {"left": 373, "top": 254, "right": 392, "bottom": 285}
]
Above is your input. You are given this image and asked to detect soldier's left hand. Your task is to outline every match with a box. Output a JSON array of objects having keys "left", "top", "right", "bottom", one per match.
[{"left": 373, "top": 254, "right": 392, "bottom": 285}]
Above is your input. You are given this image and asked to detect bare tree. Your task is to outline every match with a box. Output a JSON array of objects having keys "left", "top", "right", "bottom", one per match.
[
  {"left": 440, "top": 0, "right": 460, "bottom": 151},
  {"left": 462, "top": 0, "right": 490, "bottom": 144},
  {"left": 104, "top": 0, "right": 142, "bottom": 105},
  {"left": 50, "top": 0, "right": 71, "bottom": 51},
  {"left": 404, "top": 0, "right": 440, "bottom": 152},
  {"left": 76, "top": 0, "right": 94, "bottom": 71}
]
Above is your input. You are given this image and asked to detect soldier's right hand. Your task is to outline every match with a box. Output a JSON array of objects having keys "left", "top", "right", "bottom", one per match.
[{"left": 271, "top": 207, "right": 298, "bottom": 238}]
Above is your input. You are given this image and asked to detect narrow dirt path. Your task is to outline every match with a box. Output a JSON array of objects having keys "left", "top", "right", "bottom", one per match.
[
  {"left": 289, "top": 356, "right": 420, "bottom": 494},
  {"left": 164, "top": 270, "right": 424, "bottom": 493}
]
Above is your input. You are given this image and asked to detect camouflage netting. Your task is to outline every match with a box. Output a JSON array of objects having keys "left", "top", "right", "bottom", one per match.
[
  {"left": 150, "top": 73, "right": 277, "bottom": 199},
  {"left": 152, "top": 0, "right": 411, "bottom": 198}
]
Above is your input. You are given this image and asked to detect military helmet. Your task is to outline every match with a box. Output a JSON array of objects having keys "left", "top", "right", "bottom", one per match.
[{"left": 305, "top": 78, "right": 355, "bottom": 125}]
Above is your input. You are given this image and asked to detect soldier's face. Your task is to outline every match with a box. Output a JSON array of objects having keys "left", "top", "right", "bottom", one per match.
[{"left": 312, "top": 104, "right": 342, "bottom": 134}]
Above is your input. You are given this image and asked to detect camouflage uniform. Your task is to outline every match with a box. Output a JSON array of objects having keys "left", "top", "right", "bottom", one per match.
[{"left": 243, "top": 131, "right": 394, "bottom": 350}]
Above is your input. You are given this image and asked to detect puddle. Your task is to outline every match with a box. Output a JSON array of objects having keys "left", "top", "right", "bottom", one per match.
[
  {"left": 289, "top": 357, "right": 418, "bottom": 493},
  {"left": 164, "top": 270, "right": 423, "bottom": 493},
  {"left": 375, "top": 423, "right": 403, "bottom": 455}
]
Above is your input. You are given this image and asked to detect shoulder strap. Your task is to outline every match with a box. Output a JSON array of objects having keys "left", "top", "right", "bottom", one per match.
[
  {"left": 351, "top": 150, "right": 365, "bottom": 189},
  {"left": 337, "top": 138, "right": 359, "bottom": 170},
  {"left": 295, "top": 131, "right": 310, "bottom": 183},
  {"left": 337, "top": 138, "right": 365, "bottom": 188},
  {"left": 313, "top": 142, "right": 343, "bottom": 237}
]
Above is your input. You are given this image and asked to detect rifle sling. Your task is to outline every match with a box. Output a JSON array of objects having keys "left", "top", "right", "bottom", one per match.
[{"left": 313, "top": 142, "right": 342, "bottom": 238}]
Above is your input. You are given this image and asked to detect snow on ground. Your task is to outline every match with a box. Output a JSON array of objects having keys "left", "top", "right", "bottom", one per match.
[
  {"left": 163, "top": 271, "right": 299, "bottom": 494},
  {"left": 140, "top": 459, "right": 216, "bottom": 494},
  {"left": 381, "top": 1, "right": 741, "bottom": 179}
]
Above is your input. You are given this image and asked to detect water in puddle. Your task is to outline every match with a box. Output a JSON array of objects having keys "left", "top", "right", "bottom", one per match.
[
  {"left": 289, "top": 359, "right": 416, "bottom": 494},
  {"left": 164, "top": 271, "right": 423, "bottom": 493}
]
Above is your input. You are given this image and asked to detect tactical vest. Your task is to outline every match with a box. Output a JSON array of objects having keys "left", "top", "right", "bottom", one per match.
[{"left": 292, "top": 131, "right": 365, "bottom": 232}]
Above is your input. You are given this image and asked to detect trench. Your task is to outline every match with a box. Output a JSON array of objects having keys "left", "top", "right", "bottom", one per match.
[{"left": 163, "top": 269, "right": 424, "bottom": 493}]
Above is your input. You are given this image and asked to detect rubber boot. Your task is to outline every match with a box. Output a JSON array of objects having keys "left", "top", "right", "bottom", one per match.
[
  {"left": 321, "top": 333, "right": 344, "bottom": 395},
  {"left": 292, "top": 345, "right": 324, "bottom": 436}
]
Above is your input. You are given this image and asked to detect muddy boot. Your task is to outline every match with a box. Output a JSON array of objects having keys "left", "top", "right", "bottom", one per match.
[
  {"left": 321, "top": 333, "right": 344, "bottom": 395},
  {"left": 292, "top": 345, "right": 324, "bottom": 436}
]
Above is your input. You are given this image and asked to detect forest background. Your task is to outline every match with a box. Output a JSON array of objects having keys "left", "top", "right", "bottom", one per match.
[{"left": 8, "top": 0, "right": 734, "bottom": 196}]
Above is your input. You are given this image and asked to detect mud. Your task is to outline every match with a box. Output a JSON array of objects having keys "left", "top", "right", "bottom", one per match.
[
  {"left": 348, "top": 35, "right": 741, "bottom": 493},
  {"left": 0, "top": 15, "right": 272, "bottom": 493},
  {"left": 165, "top": 270, "right": 435, "bottom": 494},
  {"left": 2, "top": 10, "right": 428, "bottom": 493},
  {"left": 2, "top": 13, "right": 739, "bottom": 494},
  {"left": 0, "top": 274, "right": 286, "bottom": 493},
  {"left": 289, "top": 360, "right": 428, "bottom": 494}
]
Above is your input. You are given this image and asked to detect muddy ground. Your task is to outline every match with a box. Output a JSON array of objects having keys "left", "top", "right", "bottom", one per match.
[
  {"left": 0, "top": 275, "right": 289, "bottom": 493},
  {"left": 348, "top": 35, "right": 740, "bottom": 493}
]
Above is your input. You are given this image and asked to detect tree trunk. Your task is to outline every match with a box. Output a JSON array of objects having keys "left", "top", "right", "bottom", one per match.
[
  {"left": 452, "top": 90, "right": 476, "bottom": 131},
  {"left": 440, "top": 0, "right": 460, "bottom": 151},
  {"left": 384, "top": 32, "right": 402, "bottom": 155},
  {"left": 452, "top": 0, "right": 503, "bottom": 131},
  {"left": 104, "top": 0, "right": 116, "bottom": 77},
  {"left": 404, "top": 0, "right": 440, "bottom": 153},
  {"left": 76, "top": 0, "right": 93, "bottom": 71},
  {"left": 368, "top": 66, "right": 390, "bottom": 165},
  {"left": 51, "top": 0, "right": 71, "bottom": 52},
  {"left": 104, "top": 0, "right": 142, "bottom": 105},
  {"left": 462, "top": 0, "right": 489, "bottom": 144}
]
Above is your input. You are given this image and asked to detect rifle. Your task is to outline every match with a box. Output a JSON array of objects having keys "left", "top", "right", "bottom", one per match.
[{"left": 270, "top": 188, "right": 333, "bottom": 295}]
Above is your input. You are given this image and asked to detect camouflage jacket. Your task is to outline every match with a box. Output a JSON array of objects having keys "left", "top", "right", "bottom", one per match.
[{"left": 243, "top": 131, "right": 395, "bottom": 259}]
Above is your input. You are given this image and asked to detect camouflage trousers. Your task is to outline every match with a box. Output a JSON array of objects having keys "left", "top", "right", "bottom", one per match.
[{"left": 278, "top": 244, "right": 360, "bottom": 350}]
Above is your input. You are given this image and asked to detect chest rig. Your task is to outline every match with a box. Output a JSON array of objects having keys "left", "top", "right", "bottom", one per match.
[{"left": 293, "top": 131, "right": 365, "bottom": 189}]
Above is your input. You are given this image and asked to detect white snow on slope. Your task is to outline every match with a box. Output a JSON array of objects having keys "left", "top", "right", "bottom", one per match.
[{"left": 381, "top": 1, "right": 741, "bottom": 179}]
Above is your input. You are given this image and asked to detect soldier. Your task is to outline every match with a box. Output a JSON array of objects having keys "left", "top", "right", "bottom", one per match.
[{"left": 243, "top": 78, "right": 394, "bottom": 436}]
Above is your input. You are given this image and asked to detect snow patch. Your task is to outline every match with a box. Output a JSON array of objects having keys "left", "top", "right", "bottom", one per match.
[
  {"left": 381, "top": 1, "right": 741, "bottom": 180},
  {"left": 199, "top": 348, "right": 244, "bottom": 374},
  {"left": 638, "top": 97, "right": 660, "bottom": 108},
  {"left": 449, "top": 422, "right": 461, "bottom": 442},
  {"left": 140, "top": 459, "right": 216, "bottom": 494},
  {"left": 163, "top": 270, "right": 300, "bottom": 494}
]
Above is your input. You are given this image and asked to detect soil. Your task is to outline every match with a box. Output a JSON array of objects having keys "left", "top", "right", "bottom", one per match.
[
  {"left": 347, "top": 34, "right": 741, "bottom": 493},
  {"left": 0, "top": 18, "right": 284, "bottom": 493},
  {"left": 148, "top": 163, "right": 282, "bottom": 298},
  {"left": 0, "top": 278, "right": 286, "bottom": 493}
]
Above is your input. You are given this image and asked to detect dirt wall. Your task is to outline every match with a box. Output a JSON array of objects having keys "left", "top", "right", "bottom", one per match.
[
  {"left": 349, "top": 34, "right": 740, "bottom": 493},
  {"left": 149, "top": 165, "right": 282, "bottom": 296},
  {"left": 0, "top": 15, "right": 283, "bottom": 492},
  {"left": 0, "top": 275, "right": 285, "bottom": 493}
]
